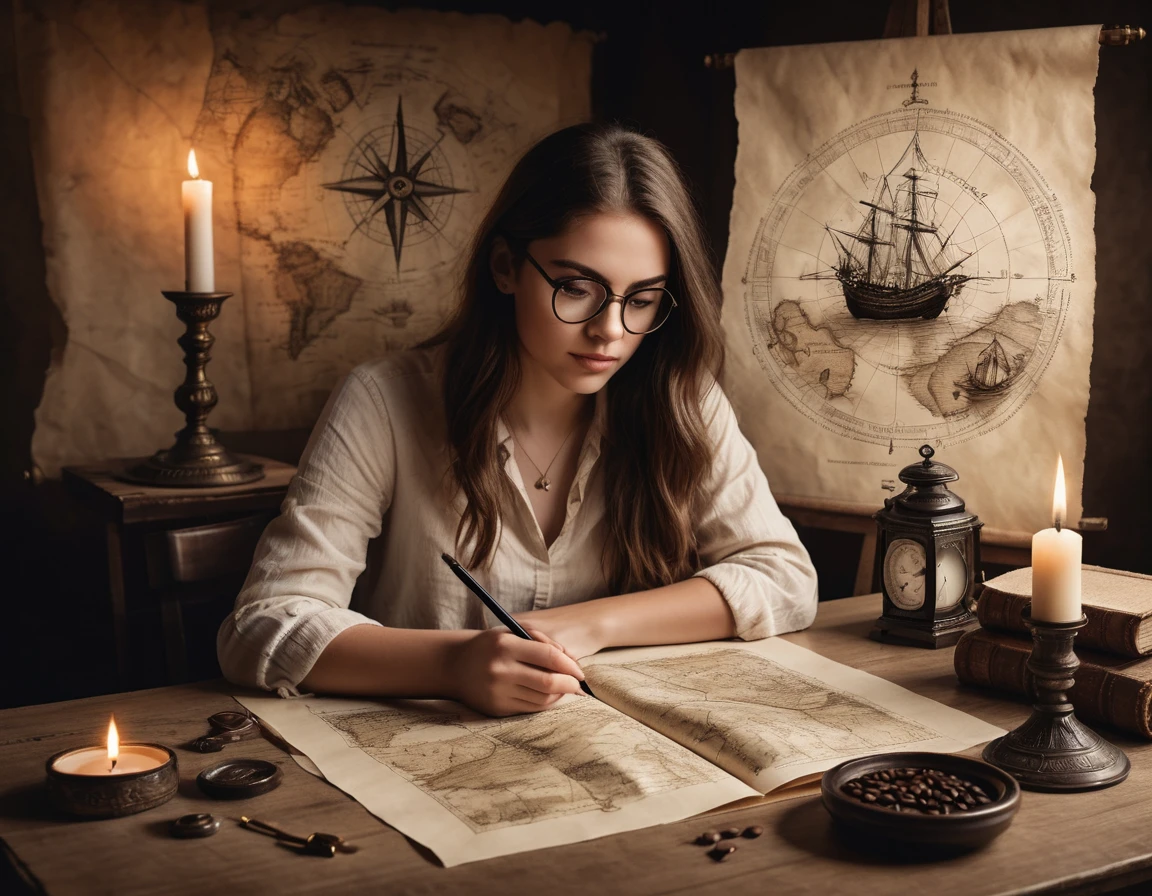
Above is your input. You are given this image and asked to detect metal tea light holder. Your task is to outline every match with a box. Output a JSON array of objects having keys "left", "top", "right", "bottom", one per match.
[
  {"left": 983, "top": 607, "right": 1129, "bottom": 792},
  {"left": 124, "top": 291, "right": 263, "bottom": 488}
]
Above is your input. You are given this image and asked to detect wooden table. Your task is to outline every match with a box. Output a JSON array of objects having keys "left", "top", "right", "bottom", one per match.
[{"left": 2, "top": 595, "right": 1150, "bottom": 895}]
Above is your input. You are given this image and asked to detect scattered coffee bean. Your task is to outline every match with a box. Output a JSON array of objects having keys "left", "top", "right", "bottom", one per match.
[
  {"left": 720, "top": 827, "right": 742, "bottom": 839},
  {"left": 696, "top": 831, "right": 722, "bottom": 845},
  {"left": 837, "top": 767, "right": 997, "bottom": 816},
  {"left": 741, "top": 825, "right": 763, "bottom": 839},
  {"left": 708, "top": 844, "right": 737, "bottom": 861}
]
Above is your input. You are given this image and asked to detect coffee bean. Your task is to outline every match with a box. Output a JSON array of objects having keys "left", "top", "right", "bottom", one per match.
[
  {"left": 720, "top": 827, "right": 742, "bottom": 839},
  {"left": 708, "top": 844, "right": 736, "bottom": 861},
  {"left": 741, "top": 826, "right": 763, "bottom": 839},
  {"left": 696, "top": 831, "right": 721, "bottom": 845},
  {"left": 839, "top": 767, "right": 997, "bottom": 816}
]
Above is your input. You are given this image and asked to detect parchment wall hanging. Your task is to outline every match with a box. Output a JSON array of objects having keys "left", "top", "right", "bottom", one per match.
[
  {"left": 721, "top": 26, "right": 1100, "bottom": 536},
  {"left": 18, "top": 0, "right": 593, "bottom": 474}
]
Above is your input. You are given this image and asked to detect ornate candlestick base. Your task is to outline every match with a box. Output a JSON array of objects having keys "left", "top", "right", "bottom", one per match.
[
  {"left": 983, "top": 610, "right": 1129, "bottom": 792},
  {"left": 124, "top": 291, "right": 263, "bottom": 488}
]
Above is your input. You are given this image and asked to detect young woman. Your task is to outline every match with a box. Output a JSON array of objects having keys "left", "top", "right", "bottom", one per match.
[{"left": 218, "top": 122, "right": 818, "bottom": 716}]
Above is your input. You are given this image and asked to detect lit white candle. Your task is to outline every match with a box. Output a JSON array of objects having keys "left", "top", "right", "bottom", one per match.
[
  {"left": 182, "top": 149, "right": 214, "bottom": 293},
  {"left": 1030, "top": 455, "right": 1083, "bottom": 623},
  {"left": 49, "top": 717, "right": 167, "bottom": 776}
]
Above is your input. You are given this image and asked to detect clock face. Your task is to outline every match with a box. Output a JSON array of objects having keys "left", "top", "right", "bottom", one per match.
[
  {"left": 935, "top": 544, "right": 969, "bottom": 612},
  {"left": 883, "top": 539, "right": 927, "bottom": 610},
  {"left": 884, "top": 538, "right": 970, "bottom": 613}
]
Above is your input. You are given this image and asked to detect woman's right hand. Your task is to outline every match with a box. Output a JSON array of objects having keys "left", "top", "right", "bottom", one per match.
[{"left": 446, "top": 628, "right": 587, "bottom": 717}]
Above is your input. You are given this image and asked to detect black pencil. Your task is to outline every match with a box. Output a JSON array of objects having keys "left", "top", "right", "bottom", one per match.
[{"left": 441, "top": 552, "right": 594, "bottom": 697}]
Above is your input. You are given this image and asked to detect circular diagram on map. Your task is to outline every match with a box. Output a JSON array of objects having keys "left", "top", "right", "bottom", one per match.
[
  {"left": 325, "top": 96, "right": 467, "bottom": 267},
  {"left": 743, "top": 104, "right": 1073, "bottom": 448}
]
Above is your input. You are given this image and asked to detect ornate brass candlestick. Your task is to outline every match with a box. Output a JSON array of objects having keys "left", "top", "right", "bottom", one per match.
[
  {"left": 983, "top": 609, "right": 1129, "bottom": 791},
  {"left": 125, "top": 291, "right": 263, "bottom": 487}
]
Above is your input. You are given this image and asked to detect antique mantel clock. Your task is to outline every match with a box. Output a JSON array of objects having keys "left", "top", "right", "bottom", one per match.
[{"left": 870, "top": 445, "right": 983, "bottom": 648}]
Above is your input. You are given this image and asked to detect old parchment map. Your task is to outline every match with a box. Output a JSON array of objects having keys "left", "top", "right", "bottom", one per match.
[
  {"left": 721, "top": 27, "right": 1100, "bottom": 534},
  {"left": 239, "top": 638, "right": 1003, "bottom": 865},
  {"left": 314, "top": 698, "right": 730, "bottom": 834},
  {"left": 585, "top": 648, "right": 935, "bottom": 786},
  {"left": 582, "top": 639, "right": 1004, "bottom": 794},
  {"left": 192, "top": 6, "right": 592, "bottom": 427},
  {"left": 20, "top": 1, "right": 592, "bottom": 471}
]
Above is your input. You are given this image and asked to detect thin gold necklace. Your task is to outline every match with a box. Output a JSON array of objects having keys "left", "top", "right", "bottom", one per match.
[{"left": 509, "top": 421, "right": 581, "bottom": 491}]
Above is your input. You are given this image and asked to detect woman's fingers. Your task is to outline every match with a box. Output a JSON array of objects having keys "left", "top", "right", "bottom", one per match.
[
  {"left": 511, "top": 685, "right": 567, "bottom": 707},
  {"left": 513, "top": 630, "right": 586, "bottom": 682}
]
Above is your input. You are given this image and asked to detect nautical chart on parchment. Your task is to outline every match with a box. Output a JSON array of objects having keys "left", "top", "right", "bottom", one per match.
[
  {"left": 238, "top": 637, "right": 1002, "bottom": 865},
  {"left": 721, "top": 27, "right": 1100, "bottom": 535}
]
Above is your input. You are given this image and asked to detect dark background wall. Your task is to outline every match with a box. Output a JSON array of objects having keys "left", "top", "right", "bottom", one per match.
[{"left": 2, "top": 0, "right": 1149, "bottom": 709}]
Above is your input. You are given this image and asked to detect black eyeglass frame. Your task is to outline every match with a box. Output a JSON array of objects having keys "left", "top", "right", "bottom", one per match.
[{"left": 521, "top": 249, "right": 678, "bottom": 335}]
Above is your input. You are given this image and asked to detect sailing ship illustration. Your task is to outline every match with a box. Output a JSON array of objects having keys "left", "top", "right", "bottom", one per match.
[
  {"left": 954, "top": 336, "right": 1023, "bottom": 400},
  {"left": 803, "top": 130, "right": 974, "bottom": 320}
]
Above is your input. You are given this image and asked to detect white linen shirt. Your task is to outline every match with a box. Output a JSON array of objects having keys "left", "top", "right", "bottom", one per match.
[{"left": 217, "top": 346, "right": 818, "bottom": 696}]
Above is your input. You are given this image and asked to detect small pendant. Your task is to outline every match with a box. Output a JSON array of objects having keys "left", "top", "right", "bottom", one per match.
[{"left": 534, "top": 477, "right": 550, "bottom": 491}]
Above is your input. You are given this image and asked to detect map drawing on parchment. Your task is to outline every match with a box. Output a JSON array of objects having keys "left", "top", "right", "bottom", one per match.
[
  {"left": 743, "top": 72, "right": 1073, "bottom": 450},
  {"left": 309, "top": 698, "right": 728, "bottom": 834},
  {"left": 191, "top": 9, "right": 583, "bottom": 427},
  {"left": 591, "top": 648, "right": 937, "bottom": 774}
]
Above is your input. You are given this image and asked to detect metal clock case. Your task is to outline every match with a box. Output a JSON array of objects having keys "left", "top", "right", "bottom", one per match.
[{"left": 870, "top": 445, "right": 983, "bottom": 648}]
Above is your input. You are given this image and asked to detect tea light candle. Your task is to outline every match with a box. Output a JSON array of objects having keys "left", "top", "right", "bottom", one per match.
[
  {"left": 1030, "top": 455, "right": 1083, "bottom": 623},
  {"left": 46, "top": 717, "right": 178, "bottom": 818},
  {"left": 51, "top": 745, "right": 169, "bottom": 775}
]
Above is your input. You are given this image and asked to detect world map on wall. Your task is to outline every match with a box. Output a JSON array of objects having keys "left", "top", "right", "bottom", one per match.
[
  {"left": 195, "top": 51, "right": 501, "bottom": 359},
  {"left": 741, "top": 95, "right": 1074, "bottom": 449},
  {"left": 186, "top": 9, "right": 584, "bottom": 428}
]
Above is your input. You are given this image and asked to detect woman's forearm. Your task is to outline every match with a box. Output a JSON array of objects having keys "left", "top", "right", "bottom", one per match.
[
  {"left": 517, "top": 577, "right": 736, "bottom": 659},
  {"left": 597, "top": 577, "right": 736, "bottom": 648},
  {"left": 299, "top": 624, "right": 471, "bottom": 697}
]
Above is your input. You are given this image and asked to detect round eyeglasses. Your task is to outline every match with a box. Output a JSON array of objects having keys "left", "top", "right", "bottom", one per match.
[{"left": 522, "top": 250, "right": 677, "bottom": 335}]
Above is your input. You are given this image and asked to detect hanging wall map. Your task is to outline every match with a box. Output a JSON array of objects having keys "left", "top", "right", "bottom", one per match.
[
  {"left": 722, "top": 27, "right": 1100, "bottom": 535},
  {"left": 21, "top": 1, "right": 593, "bottom": 471}
]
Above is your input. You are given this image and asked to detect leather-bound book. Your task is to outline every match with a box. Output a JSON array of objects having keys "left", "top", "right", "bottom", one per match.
[
  {"left": 954, "top": 627, "right": 1152, "bottom": 739},
  {"left": 977, "top": 565, "right": 1152, "bottom": 658}
]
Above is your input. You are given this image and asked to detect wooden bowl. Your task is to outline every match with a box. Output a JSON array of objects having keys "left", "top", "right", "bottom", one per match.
[{"left": 821, "top": 752, "right": 1020, "bottom": 851}]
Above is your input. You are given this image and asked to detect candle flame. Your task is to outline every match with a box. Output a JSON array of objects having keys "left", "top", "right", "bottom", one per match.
[
  {"left": 107, "top": 717, "right": 119, "bottom": 763},
  {"left": 187, "top": 149, "right": 200, "bottom": 179},
  {"left": 1052, "top": 455, "right": 1067, "bottom": 530}
]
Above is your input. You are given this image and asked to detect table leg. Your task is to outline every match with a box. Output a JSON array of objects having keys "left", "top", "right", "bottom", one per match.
[
  {"left": 105, "top": 523, "right": 129, "bottom": 687},
  {"left": 854, "top": 530, "right": 877, "bottom": 596}
]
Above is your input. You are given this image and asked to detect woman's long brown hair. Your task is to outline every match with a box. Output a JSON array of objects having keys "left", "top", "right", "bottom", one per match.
[{"left": 424, "top": 122, "right": 725, "bottom": 594}]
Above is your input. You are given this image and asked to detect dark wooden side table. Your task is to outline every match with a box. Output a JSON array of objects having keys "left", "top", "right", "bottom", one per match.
[{"left": 63, "top": 456, "right": 296, "bottom": 689}]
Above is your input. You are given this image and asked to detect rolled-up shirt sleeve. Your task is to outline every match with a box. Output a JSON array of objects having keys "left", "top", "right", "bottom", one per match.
[
  {"left": 691, "top": 381, "right": 818, "bottom": 640},
  {"left": 217, "top": 367, "right": 395, "bottom": 695}
]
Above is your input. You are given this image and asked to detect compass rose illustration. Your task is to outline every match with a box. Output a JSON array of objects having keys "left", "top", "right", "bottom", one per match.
[{"left": 324, "top": 97, "right": 467, "bottom": 267}]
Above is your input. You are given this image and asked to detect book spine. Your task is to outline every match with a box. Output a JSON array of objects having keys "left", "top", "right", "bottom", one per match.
[
  {"left": 954, "top": 632, "right": 1152, "bottom": 740},
  {"left": 976, "top": 588, "right": 1144, "bottom": 658}
]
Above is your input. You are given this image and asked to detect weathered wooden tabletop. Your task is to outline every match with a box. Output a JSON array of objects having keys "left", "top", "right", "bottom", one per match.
[{"left": 2, "top": 595, "right": 1150, "bottom": 895}]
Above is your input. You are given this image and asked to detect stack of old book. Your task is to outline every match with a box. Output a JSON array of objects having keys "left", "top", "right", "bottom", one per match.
[{"left": 954, "top": 564, "right": 1152, "bottom": 739}]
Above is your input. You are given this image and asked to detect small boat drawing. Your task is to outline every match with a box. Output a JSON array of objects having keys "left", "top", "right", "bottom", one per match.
[
  {"left": 803, "top": 130, "right": 973, "bottom": 321},
  {"left": 954, "top": 337, "right": 1023, "bottom": 401}
]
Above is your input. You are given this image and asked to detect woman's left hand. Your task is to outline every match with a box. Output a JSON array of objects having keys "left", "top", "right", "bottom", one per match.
[{"left": 515, "top": 603, "right": 607, "bottom": 663}]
